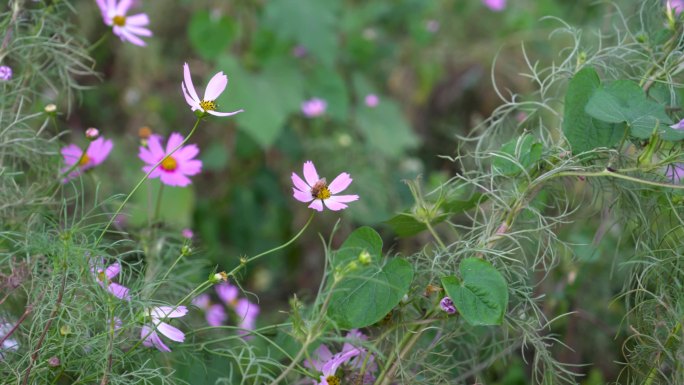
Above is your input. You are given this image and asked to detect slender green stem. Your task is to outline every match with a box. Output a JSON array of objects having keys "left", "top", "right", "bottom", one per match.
[
  {"left": 88, "top": 32, "right": 109, "bottom": 52},
  {"left": 152, "top": 183, "right": 165, "bottom": 224},
  {"left": 425, "top": 220, "right": 447, "bottom": 250},
  {"left": 95, "top": 118, "right": 202, "bottom": 247},
  {"left": 551, "top": 169, "right": 684, "bottom": 190},
  {"left": 226, "top": 212, "right": 315, "bottom": 277}
]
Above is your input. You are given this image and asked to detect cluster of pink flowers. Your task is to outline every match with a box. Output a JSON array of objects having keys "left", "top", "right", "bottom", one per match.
[
  {"left": 192, "top": 282, "right": 260, "bottom": 335},
  {"left": 306, "top": 330, "right": 377, "bottom": 385}
]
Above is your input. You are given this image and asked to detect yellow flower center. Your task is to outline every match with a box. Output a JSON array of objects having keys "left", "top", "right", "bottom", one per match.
[
  {"left": 199, "top": 100, "right": 217, "bottom": 111},
  {"left": 113, "top": 15, "right": 126, "bottom": 26},
  {"left": 97, "top": 270, "right": 107, "bottom": 283},
  {"left": 79, "top": 154, "right": 91, "bottom": 166},
  {"left": 325, "top": 375, "right": 340, "bottom": 385},
  {"left": 311, "top": 179, "right": 331, "bottom": 200},
  {"left": 161, "top": 156, "right": 178, "bottom": 171}
]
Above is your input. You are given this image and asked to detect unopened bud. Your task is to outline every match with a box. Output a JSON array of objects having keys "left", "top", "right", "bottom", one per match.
[
  {"left": 211, "top": 271, "right": 228, "bottom": 283},
  {"left": 85, "top": 127, "right": 100, "bottom": 140},
  {"left": 48, "top": 356, "right": 60, "bottom": 367},
  {"left": 138, "top": 126, "right": 152, "bottom": 139},
  {"left": 181, "top": 245, "right": 192, "bottom": 256},
  {"left": 44, "top": 104, "right": 57, "bottom": 113},
  {"left": 59, "top": 325, "right": 71, "bottom": 336},
  {"left": 358, "top": 250, "right": 372, "bottom": 265}
]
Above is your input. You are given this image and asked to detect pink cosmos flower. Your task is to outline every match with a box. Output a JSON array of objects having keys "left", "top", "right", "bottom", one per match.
[
  {"left": 96, "top": 0, "right": 152, "bottom": 46},
  {"left": 216, "top": 283, "right": 259, "bottom": 334},
  {"left": 61, "top": 136, "right": 113, "bottom": 181},
  {"left": 364, "top": 94, "right": 379, "bottom": 108},
  {"left": 342, "top": 329, "right": 378, "bottom": 381},
  {"left": 305, "top": 343, "right": 362, "bottom": 385},
  {"left": 141, "top": 306, "right": 187, "bottom": 352},
  {"left": 91, "top": 259, "right": 130, "bottom": 300},
  {"left": 670, "top": 0, "right": 684, "bottom": 15},
  {"left": 182, "top": 63, "right": 243, "bottom": 117},
  {"left": 301, "top": 98, "right": 327, "bottom": 117},
  {"left": 292, "top": 161, "right": 359, "bottom": 212},
  {"left": 138, "top": 132, "right": 202, "bottom": 187},
  {"left": 0, "top": 66, "right": 12, "bottom": 81},
  {"left": 482, "top": 0, "right": 506, "bottom": 11},
  {"left": 192, "top": 294, "right": 228, "bottom": 327}
]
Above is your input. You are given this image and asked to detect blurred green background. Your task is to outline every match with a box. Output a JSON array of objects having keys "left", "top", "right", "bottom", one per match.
[{"left": 54, "top": 0, "right": 644, "bottom": 383}]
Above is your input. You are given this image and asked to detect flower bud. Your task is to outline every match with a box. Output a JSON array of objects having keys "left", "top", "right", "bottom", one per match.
[
  {"left": 210, "top": 271, "right": 228, "bottom": 284},
  {"left": 48, "top": 356, "right": 60, "bottom": 367},
  {"left": 358, "top": 250, "right": 372, "bottom": 265},
  {"left": 85, "top": 127, "right": 100, "bottom": 140},
  {"left": 439, "top": 296, "right": 457, "bottom": 314},
  {"left": 181, "top": 245, "right": 192, "bottom": 256},
  {"left": 138, "top": 126, "right": 152, "bottom": 139},
  {"left": 44, "top": 104, "right": 57, "bottom": 113}
]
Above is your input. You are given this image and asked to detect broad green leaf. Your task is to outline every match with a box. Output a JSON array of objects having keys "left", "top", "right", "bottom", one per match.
[
  {"left": 356, "top": 99, "right": 418, "bottom": 158},
  {"left": 328, "top": 258, "right": 413, "bottom": 329},
  {"left": 188, "top": 11, "right": 236, "bottom": 61},
  {"left": 562, "top": 67, "right": 626, "bottom": 154},
  {"left": 216, "top": 56, "right": 304, "bottom": 148},
  {"left": 334, "top": 226, "right": 383, "bottom": 266},
  {"left": 441, "top": 258, "right": 508, "bottom": 326},
  {"left": 263, "top": 0, "right": 339, "bottom": 67},
  {"left": 586, "top": 79, "right": 682, "bottom": 141},
  {"left": 492, "top": 134, "right": 542, "bottom": 176}
]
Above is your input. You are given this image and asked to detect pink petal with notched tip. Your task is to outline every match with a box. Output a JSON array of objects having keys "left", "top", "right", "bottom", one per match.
[
  {"left": 165, "top": 132, "right": 184, "bottom": 154},
  {"left": 138, "top": 147, "right": 158, "bottom": 164},
  {"left": 291, "top": 172, "right": 310, "bottom": 192},
  {"left": 328, "top": 173, "right": 352, "bottom": 194},
  {"left": 152, "top": 306, "right": 188, "bottom": 319},
  {"left": 182, "top": 82, "right": 201, "bottom": 110},
  {"left": 118, "top": 28, "right": 146, "bottom": 46},
  {"left": 308, "top": 200, "right": 324, "bottom": 212},
  {"left": 206, "top": 304, "right": 227, "bottom": 327},
  {"left": 105, "top": 263, "right": 120, "bottom": 279},
  {"left": 293, "top": 188, "right": 314, "bottom": 203},
  {"left": 108, "top": 282, "right": 130, "bottom": 300},
  {"left": 323, "top": 199, "right": 348, "bottom": 211},
  {"left": 216, "top": 283, "right": 239, "bottom": 305},
  {"left": 179, "top": 159, "right": 202, "bottom": 175},
  {"left": 88, "top": 138, "right": 113, "bottom": 165},
  {"left": 126, "top": 26, "right": 152, "bottom": 37},
  {"left": 183, "top": 63, "right": 201, "bottom": 104},
  {"left": 302, "top": 161, "right": 319, "bottom": 186},
  {"left": 61, "top": 145, "right": 83, "bottom": 166},
  {"left": 203, "top": 72, "right": 227, "bottom": 101},
  {"left": 126, "top": 13, "right": 149, "bottom": 27}
]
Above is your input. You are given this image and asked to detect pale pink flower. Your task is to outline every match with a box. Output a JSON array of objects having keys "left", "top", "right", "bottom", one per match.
[
  {"left": 483, "top": 0, "right": 506, "bottom": 11},
  {"left": 0, "top": 65, "right": 12, "bottom": 81},
  {"left": 61, "top": 136, "right": 113, "bottom": 181},
  {"left": 138, "top": 133, "right": 202, "bottom": 187},
  {"left": 364, "top": 94, "right": 379, "bottom": 108},
  {"left": 192, "top": 294, "right": 227, "bottom": 327},
  {"left": 292, "top": 45, "right": 308, "bottom": 58},
  {"left": 216, "top": 282, "right": 239, "bottom": 306},
  {"left": 301, "top": 98, "right": 327, "bottom": 117},
  {"left": 216, "top": 283, "right": 259, "bottom": 333},
  {"left": 181, "top": 63, "right": 243, "bottom": 117},
  {"left": 91, "top": 259, "right": 130, "bottom": 300},
  {"left": 425, "top": 20, "right": 440, "bottom": 33},
  {"left": 141, "top": 306, "right": 187, "bottom": 352},
  {"left": 96, "top": 0, "right": 152, "bottom": 46},
  {"left": 305, "top": 343, "right": 361, "bottom": 385},
  {"left": 181, "top": 228, "right": 194, "bottom": 239},
  {"left": 342, "top": 329, "right": 378, "bottom": 378},
  {"left": 292, "top": 161, "right": 359, "bottom": 212}
]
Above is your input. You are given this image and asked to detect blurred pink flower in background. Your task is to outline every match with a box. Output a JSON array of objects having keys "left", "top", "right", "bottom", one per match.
[
  {"left": 666, "top": 163, "right": 684, "bottom": 183},
  {"left": 364, "top": 94, "right": 379, "bottom": 108},
  {"left": 192, "top": 294, "right": 228, "bottom": 327},
  {"left": 91, "top": 259, "right": 130, "bottom": 300},
  {"left": 292, "top": 161, "right": 359, "bottom": 212},
  {"left": 61, "top": 136, "right": 113, "bottom": 181},
  {"left": 141, "top": 306, "right": 188, "bottom": 352},
  {"left": 215, "top": 283, "right": 259, "bottom": 335},
  {"left": 181, "top": 228, "right": 194, "bottom": 239},
  {"left": 425, "top": 19, "right": 440, "bottom": 33},
  {"left": 292, "top": 45, "right": 308, "bottom": 58},
  {"left": 138, "top": 133, "right": 202, "bottom": 187},
  {"left": 670, "top": 0, "right": 684, "bottom": 15},
  {"left": 182, "top": 63, "right": 243, "bottom": 117},
  {"left": 96, "top": 0, "right": 152, "bottom": 46},
  {"left": 0, "top": 65, "right": 12, "bottom": 81},
  {"left": 301, "top": 98, "right": 327, "bottom": 117},
  {"left": 483, "top": 0, "right": 506, "bottom": 11}
]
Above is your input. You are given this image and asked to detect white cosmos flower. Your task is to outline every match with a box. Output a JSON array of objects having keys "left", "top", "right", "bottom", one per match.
[{"left": 181, "top": 63, "right": 244, "bottom": 117}]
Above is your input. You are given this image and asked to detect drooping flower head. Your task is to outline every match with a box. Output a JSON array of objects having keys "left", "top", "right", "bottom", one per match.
[
  {"left": 306, "top": 344, "right": 362, "bottom": 385},
  {"left": 61, "top": 136, "right": 113, "bottom": 181},
  {"left": 482, "top": 0, "right": 506, "bottom": 11},
  {"left": 292, "top": 161, "right": 359, "bottom": 212},
  {"left": 141, "top": 306, "right": 187, "bottom": 352},
  {"left": 0, "top": 65, "right": 12, "bottom": 81},
  {"left": 182, "top": 63, "right": 243, "bottom": 117},
  {"left": 91, "top": 258, "right": 130, "bottom": 300},
  {"left": 138, "top": 132, "right": 202, "bottom": 187},
  {"left": 440, "top": 296, "right": 457, "bottom": 314},
  {"left": 96, "top": 0, "right": 152, "bottom": 46},
  {"left": 301, "top": 98, "right": 327, "bottom": 118}
]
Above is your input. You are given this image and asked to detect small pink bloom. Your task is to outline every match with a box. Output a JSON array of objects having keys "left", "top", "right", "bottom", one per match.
[
  {"left": 364, "top": 94, "right": 379, "bottom": 108},
  {"left": 181, "top": 228, "right": 194, "bottom": 239},
  {"left": 292, "top": 161, "right": 359, "bottom": 212},
  {"left": 670, "top": 0, "right": 684, "bottom": 15},
  {"left": 216, "top": 282, "right": 239, "bottom": 306},
  {"left": 85, "top": 127, "right": 100, "bottom": 140},
  {"left": 292, "top": 45, "right": 308, "bottom": 58},
  {"left": 342, "top": 329, "right": 378, "bottom": 375},
  {"left": 192, "top": 294, "right": 211, "bottom": 309},
  {"left": 482, "top": 0, "right": 506, "bottom": 11},
  {"left": 206, "top": 304, "right": 227, "bottom": 327},
  {"left": 182, "top": 63, "right": 243, "bottom": 117},
  {"left": 0, "top": 65, "right": 12, "bottom": 81},
  {"left": 141, "top": 306, "right": 188, "bottom": 352},
  {"left": 61, "top": 136, "right": 113, "bottom": 181},
  {"left": 96, "top": 0, "right": 152, "bottom": 46},
  {"left": 440, "top": 297, "right": 456, "bottom": 314},
  {"left": 306, "top": 344, "right": 361, "bottom": 385},
  {"left": 301, "top": 98, "right": 327, "bottom": 117},
  {"left": 138, "top": 133, "right": 202, "bottom": 187},
  {"left": 234, "top": 298, "right": 259, "bottom": 332},
  {"left": 425, "top": 20, "right": 440, "bottom": 33},
  {"left": 91, "top": 259, "right": 131, "bottom": 300}
]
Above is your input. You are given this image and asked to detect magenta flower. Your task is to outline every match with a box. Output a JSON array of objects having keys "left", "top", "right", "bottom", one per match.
[
  {"left": 292, "top": 161, "right": 359, "bottom": 212},
  {"left": 482, "top": 0, "right": 506, "bottom": 11},
  {"left": 181, "top": 228, "right": 194, "bottom": 239},
  {"left": 364, "top": 94, "right": 379, "bottom": 108},
  {"left": 182, "top": 63, "right": 243, "bottom": 117},
  {"left": 440, "top": 297, "right": 457, "bottom": 314},
  {"left": 301, "top": 98, "right": 327, "bottom": 117},
  {"left": 96, "top": 0, "right": 152, "bottom": 46},
  {"left": 216, "top": 282, "right": 239, "bottom": 306},
  {"left": 342, "top": 329, "right": 378, "bottom": 381},
  {"left": 91, "top": 259, "right": 130, "bottom": 300},
  {"left": 306, "top": 343, "right": 361, "bottom": 385},
  {"left": 61, "top": 136, "right": 113, "bottom": 181},
  {"left": 670, "top": 0, "right": 684, "bottom": 15},
  {"left": 138, "top": 133, "right": 202, "bottom": 187},
  {"left": 0, "top": 65, "right": 12, "bottom": 81},
  {"left": 192, "top": 294, "right": 227, "bottom": 327},
  {"left": 141, "top": 306, "right": 187, "bottom": 352}
]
